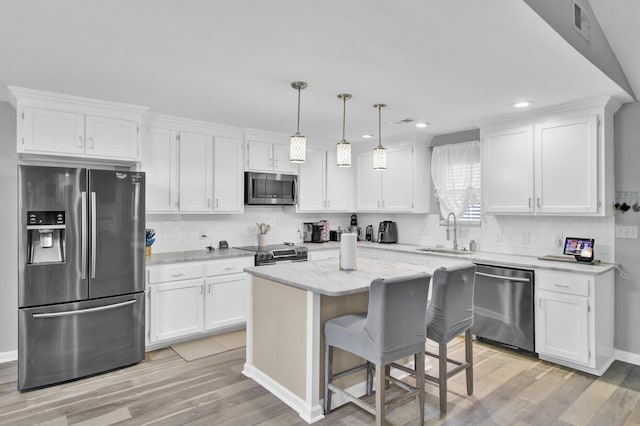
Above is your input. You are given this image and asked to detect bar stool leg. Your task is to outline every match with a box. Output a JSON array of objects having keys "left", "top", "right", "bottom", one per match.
[
  {"left": 439, "top": 342, "right": 448, "bottom": 414},
  {"left": 416, "top": 352, "right": 425, "bottom": 424},
  {"left": 366, "top": 362, "right": 374, "bottom": 396},
  {"left": 465, "top": 329, "right": 473, "bottom": 396},
  {"left": 374, "top": 362, "right": 386, "bottom": 426},
  {"left": 324, "top": 344, "right": 333, "bottom": 414}
]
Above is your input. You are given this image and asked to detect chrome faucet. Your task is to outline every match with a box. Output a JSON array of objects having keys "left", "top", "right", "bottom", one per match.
[{"left": 446, "top": 212, "right": 458, "bottom": 251}]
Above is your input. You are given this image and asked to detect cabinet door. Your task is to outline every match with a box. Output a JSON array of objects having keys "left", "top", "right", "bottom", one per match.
[
  {"left": 482, "top": 126, "right": 535, "bottom": 213},
  {"left": 213, "top": 136, "right": 243, "bottom": 212},
  {"left": 179, "top": 131, "right": 214, "bottom": 212},
  {"left": 537, "top": 290, "right": 590, "bottom": 365},
  {"left": 272, "top": 143, "right": 299, "bottom": 174},
  {"left": 21, "top": 108, "right": 85, "bottom": 155},
  {"left": 204, "top": 274, "right": 247, "bottom": 330},
  {"left": 356, "top": 151, "right": 382, "bottom": 211},
  {"left": 85, "top": 115, "right": 139, "bottom": 160},
  {"left": 298, "top": 149, "right": 326, "bottom": 211},
  {"left": 326, "top": 150, "right": 353, "bottom": 211},
  {"left": 143, "top": 126, "right": 179, "bottom": 213},
  {"left": 535, "top": 115, "right": 598, "bottom": 214},
  {"left": 246, "top": 140, "right": 274, "bottom": 172},
  {"left": 150, "top": 279, "right": 204, "bottom": 343},
  {"left": 382, "top": 146, "right": 413, "bottom": 211}
]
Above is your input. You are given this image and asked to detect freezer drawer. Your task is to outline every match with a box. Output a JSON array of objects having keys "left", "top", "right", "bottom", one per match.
[{"left": 18, "top": 293, "right": 144, "bottom": 390}]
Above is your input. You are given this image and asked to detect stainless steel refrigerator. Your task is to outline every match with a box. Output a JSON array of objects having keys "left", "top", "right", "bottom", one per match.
[{"left": 17, "top": 165, "right": 145, "bottom": 390}]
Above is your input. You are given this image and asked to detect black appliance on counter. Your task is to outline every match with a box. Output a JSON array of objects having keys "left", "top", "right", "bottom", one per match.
[
  {"left": 235, "top": 243, "right": 308, "bottom": 266},
  {"left": 303, "top": 222, "right": 324, "bottom": 243},
  {"left": 378, "top": 221, "right": 398, "bottom": 243}
]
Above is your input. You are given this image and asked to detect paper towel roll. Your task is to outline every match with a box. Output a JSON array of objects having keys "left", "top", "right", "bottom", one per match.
[{"left": 340, "top": 233, "right": 357, "bottom": 270}]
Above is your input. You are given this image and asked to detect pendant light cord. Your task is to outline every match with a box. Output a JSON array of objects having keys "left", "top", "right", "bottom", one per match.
[
  {"left": 377, "top": 104, "right": 382, "bottom": 148},
  {"left": 296, "top": 86, "right": 301, "bottom": 134},
  {"left": 342, "top": 96, "right": 347, "bottom": 140}
]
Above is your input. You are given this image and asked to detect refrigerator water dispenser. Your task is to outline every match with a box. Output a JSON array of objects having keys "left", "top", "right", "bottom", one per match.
[{"left": 26, "top": 211, "right": 66, "bottom": 264}]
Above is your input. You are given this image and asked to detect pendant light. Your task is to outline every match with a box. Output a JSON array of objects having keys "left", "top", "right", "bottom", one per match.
[
  {"left": 290, "top": 81, "right": 307, "bottom": 163},
  {"left": 373, "top": 103, "right": 387, "bottom": 171},
  {"left": 336, "top": 93, "right": 352, "bottom": 167}
]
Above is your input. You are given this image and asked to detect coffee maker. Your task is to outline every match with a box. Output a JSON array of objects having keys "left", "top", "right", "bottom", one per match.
[
  {"left": 348, "top": 214, "right": 361, "bottom": 240},
  {"left": 303, "top": 222, "right": 324, "bottom": 243}
]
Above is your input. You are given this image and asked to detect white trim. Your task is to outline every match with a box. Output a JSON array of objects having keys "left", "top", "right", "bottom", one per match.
[
  {"left": 246, "top": 365, "right": 325, "bottom": 424},
  {"left": 0, "top": 350, "right": 18, "bottom": 364},
  {"left": 305, "top": 292, "right": 321, "bottom": 419},
  {"left": 241, "top": 277, "right": 254, "bottom": 377},
  {"left": 615, "top": 349, "right": 640, "bottom": 366}
]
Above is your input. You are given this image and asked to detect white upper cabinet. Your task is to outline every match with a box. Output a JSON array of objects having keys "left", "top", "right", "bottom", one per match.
[
  {"left": 481, "top": 98, "right": 620, "bottom": 216},
  {"left": 298, "top": 148, "right": 353, "bottom": 212},
  {"left": 482, "top": 126, "right": 534, "bottom": 213},
  {"left": 143, "top": 126, "right": 179, "bottom": 213},
  {"left": 142, "top": 114, "right": 244, "bottom": 214},
  {"left": 534, "top": 115, "right": 598, "bottom": 214},
  {"left": 356, "top": 143, "right": 428, "bottom": 213},
  {"left": 245, "top": 131, "right": 299, "bottom": 174},
  {"left": 179, "top": 131, "right": 214, "bottom": 212},
  {"left": 213, "top": 136, "right": 244, "bottom": 213},
  {"left": 10, "top": 86, "right": 146, "bottom": 162}
]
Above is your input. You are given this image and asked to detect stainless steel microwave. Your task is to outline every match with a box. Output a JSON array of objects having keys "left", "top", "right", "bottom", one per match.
[{"left": 244, "top": 172, "right": 297, "bottom": 205}]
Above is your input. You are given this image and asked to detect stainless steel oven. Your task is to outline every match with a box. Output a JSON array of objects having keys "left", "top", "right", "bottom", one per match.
[{"left": 471, "top": 264, "right": 535, "bottom": 352}]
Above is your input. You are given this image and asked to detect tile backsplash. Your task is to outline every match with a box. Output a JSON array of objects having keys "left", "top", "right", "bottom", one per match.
[{"left": 147, "top": 209, "right": 614, "bottom": 262}]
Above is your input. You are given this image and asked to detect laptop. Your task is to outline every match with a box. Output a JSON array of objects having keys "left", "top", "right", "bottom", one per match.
[{"left": 538, "top": 237, "right": 598, "bottom": 264}]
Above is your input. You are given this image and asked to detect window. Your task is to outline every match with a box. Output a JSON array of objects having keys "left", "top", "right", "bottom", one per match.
[{"left": 431, "top": 141, "right": 481, "bottom": 225}]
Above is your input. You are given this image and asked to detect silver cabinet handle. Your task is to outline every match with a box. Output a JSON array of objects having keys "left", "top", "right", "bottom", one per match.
[
  {"left": 529, "top": 198, "right": 532, "bottom": 208},
  {"left": 33, "top": 299, "right": 136, "bottom": 318},
  {"left": 475, "top": 271, "right": 531, "bottom": 283},
  {"left": 215, "top": 199, "right": 219, "bottom": 208},
  {"left": 537, "top": 198, "right": 541, "bottom": 208},
  {"left": 77, "top": 136, "right": 83, "bottom": 147},
  {"left": 200, "top": 285, "right": 204, "bottom": 294},
  {"left": 207, "top": 199, "right": 211, "bottom": 208},
  {"left": 171, "top": 273, "right": 184, "bottom": 277},
  {"left": 90, "top": 192, "right": 97, "bottom": 279},
  {"left": 553, "top": 284, "right": 570, "bottom": 288},
  {"left": 539, "top": 298, "right": 542, "bottom": 309},
  {"left": 89, "top": 137, "right": 94, "bottom": 149},
  {"left": 207, "top": 284, "right": 211, "bottom": 293},
  {"left": 81, "top": 191, "right": 87, "bottom": 280},
  {"left": 224, "top": 266, "right": 235, "bottom": 271}
]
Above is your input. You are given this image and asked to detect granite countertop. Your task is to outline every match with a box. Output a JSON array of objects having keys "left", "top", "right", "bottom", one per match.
[
  {"left": 145, "top": 248, "right": 254, "bottom": 265},
  {"left": 303, "top": 241, "right": 616, "bottom": 275},
  {"left": 244, "top": 257, "right": 436, "bottom": 296}
]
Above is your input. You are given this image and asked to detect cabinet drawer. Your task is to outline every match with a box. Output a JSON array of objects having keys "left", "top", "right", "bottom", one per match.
[
  {"left": 148, "top": 263, "right": 204, "bottom": 284},
  {"left": 206, "top": 257, "right": 253, "bottom": 276},
  {"left": 536, "top": 270, "right": 590, "bottom": 296}
]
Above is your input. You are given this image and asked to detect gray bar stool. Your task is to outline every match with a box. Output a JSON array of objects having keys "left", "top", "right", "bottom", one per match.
[
  {"left": 324, "top": 272, "right": 431, "bottom": 425},
  {"left": 425, "top": 263, "right": 476, "bottom": 414}
]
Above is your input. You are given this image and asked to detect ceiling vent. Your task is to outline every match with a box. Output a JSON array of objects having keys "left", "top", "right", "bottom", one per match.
[
  {"left": 572, "top": 0, "right": 590, "bottom": 42},
  {"left": 390, "top": 118, "right": 415, "bottom": 125}
]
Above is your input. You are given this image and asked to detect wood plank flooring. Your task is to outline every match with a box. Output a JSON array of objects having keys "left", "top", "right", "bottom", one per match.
[{"left": 1, "top": 339, "right": 639, "bottom": 425}]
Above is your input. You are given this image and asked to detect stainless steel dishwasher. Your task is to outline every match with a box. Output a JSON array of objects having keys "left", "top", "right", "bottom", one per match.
[{"left": 471, "top": 264, "right": 535, "bottom": 352}]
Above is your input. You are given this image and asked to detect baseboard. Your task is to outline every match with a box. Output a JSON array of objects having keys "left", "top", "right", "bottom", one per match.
[
  {"left": 615, "top": 349, "right": 640, "bottom": 366},
  {"left": 0, "top": 350, "right": 17, "bottom": 364}
]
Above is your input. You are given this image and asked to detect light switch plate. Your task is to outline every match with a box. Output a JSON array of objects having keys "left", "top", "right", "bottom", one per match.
[{"left": 615, "top": 225, "right": 638, "bottom": 239}]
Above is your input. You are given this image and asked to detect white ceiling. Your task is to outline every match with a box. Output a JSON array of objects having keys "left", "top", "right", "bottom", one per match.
[{"left": 0, "top": 0, "right": 633, "bottom": 144}]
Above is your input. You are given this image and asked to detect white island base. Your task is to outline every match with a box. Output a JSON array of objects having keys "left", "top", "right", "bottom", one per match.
[{"left": 241, "top": 258, "right": 434, "bottom": 423}]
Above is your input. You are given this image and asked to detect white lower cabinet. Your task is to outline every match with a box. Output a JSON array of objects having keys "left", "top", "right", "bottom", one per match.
[
  {"left": 146, "top": 257, "right": 252, "bottom": 348},
  {"left": 535, "top": 268, "right": 614, "bottom": 375}
]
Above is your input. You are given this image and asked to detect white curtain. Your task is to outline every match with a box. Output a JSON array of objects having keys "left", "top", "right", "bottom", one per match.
[{"left": 430, "top": 140, "right": 481, "bottom": 219}]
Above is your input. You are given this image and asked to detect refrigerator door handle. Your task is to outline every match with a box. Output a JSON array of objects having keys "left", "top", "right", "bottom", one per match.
[
  {"left": 81, "top": 191, "right": 88, "bottom": 280},
  {"left": 91, "top": 191, "right": 97, "bottom": 279},
  {"left": 32, "top": 299, "right": 136, "bottom": 318}
]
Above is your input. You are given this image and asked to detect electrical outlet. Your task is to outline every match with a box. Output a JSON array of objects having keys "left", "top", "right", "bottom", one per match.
[{"left": 615, "top": 225, "right": 638, "bottom": 239}]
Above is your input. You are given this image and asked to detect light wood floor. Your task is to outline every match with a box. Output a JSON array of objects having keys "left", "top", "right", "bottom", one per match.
[{"left": 1, "top": 338, "right": 639, "bottom": 425}]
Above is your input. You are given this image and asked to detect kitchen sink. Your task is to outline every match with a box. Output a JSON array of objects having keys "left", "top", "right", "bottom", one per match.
[{"left": 415, "top": 247, "right": 474, "bottom": 255}]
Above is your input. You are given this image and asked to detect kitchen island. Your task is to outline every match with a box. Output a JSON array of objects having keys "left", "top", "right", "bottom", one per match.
[{"left": 242, "top": 257, "right": 434, "bottom": 423}]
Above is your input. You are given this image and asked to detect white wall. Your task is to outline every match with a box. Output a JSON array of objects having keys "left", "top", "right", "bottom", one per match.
[
  {"left": 0, "top": 101, "right": 18, "bottom": 358},
  {"left": 613, "top": 101, "right": 640, "bottom": 356}
]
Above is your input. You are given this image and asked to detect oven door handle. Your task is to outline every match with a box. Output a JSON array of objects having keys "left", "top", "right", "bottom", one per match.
[{"left": 475, "top": 271, "right": 530, "bottom": 283}]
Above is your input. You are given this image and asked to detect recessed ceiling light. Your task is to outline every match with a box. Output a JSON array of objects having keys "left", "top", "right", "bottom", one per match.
[
  {"left": 513, "top": 101, "right": 532, "bottom": 108},
  {"left": 362, "top": 134, "right": 374, "bottom": 139},
  {"left": 415, "top": 122, "right": 429, "bottom": 128}
]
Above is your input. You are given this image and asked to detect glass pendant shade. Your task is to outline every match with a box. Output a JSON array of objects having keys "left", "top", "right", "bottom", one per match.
[
  {"left": 290, "top": 133, "right": 306, "bottom": 163},
  {"left": 336, "top": 140, "right": 351, "bottom": 167},
  {"left": 373, "top": 145, "right": 387, "bottom": 170},
  {"left": 373, "top": 103, "right": 387, "bottom": 171},
  {"left": 290, "top": 81, "right": 307, "bottom": 163},
  {"left": 336, "top": 93, "right": 352, "bottom": 167}
]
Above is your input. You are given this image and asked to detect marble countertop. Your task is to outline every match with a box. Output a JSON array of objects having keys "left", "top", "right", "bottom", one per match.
[
  {"left": 303, "top": 241, "right": 616, "bottom": 275},
  {"left": 244, "top": 257, "right": 437, "bottom": 296},
  {"left": 145, "top": 248, "right": 254, "bottom": 265}
]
